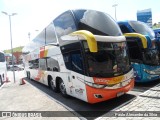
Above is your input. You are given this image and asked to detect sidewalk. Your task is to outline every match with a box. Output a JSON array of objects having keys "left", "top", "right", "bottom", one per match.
[
  {"left": 0, "top": 71, "right": 79, "bottom": 120},
  {"left": 98, "top": 83, "right": 160, "bottom": 120}
]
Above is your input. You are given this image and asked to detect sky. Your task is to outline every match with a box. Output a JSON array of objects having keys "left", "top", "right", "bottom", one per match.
[{"left": 0, "top": 0, "right": 159, "bottom": 51}]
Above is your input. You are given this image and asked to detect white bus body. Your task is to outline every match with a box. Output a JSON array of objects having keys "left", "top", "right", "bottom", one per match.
[{"left": 0, "top": 51, "right": 7, "bottom": 85}]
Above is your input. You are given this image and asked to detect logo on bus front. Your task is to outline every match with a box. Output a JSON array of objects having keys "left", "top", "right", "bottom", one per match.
[{"left": 93, "top": 76, "right": 124, "bottom": 85}]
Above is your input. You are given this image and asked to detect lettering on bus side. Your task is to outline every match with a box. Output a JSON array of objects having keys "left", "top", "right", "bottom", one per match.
[{"left": 75, "top": 88, "right": 84, "bottom": 95}]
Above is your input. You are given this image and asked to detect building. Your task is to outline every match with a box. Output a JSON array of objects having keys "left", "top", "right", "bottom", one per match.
[
  {"left": 5, "top": 52, "right": 22, "bottom": 65},
  {"left": 5, "top": 53, "right": 16, "bottom": 65},
  {"left": 137, "top": 8, "right": 152, "bottom": 27}
]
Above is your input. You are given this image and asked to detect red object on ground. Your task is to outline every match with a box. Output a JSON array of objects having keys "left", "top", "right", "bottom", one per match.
[
  {"left": 20, "top": 78, "right": 26, "bottom": 85},
  {"left": 5, "top": 77, "right": 10, "bottom": 83}
]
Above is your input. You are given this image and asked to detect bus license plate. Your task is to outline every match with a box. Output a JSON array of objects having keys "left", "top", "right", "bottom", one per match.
[{"left": 117, "top": 92, "right": 124, "bottom": 97}]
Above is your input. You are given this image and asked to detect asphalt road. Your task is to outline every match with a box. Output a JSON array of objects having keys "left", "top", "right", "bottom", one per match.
[{"left": 25, "top": 78, "right": 134, "bottom": 119}]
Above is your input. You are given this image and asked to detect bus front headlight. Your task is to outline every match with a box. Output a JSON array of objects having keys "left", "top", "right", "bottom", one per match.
[{"left": 85, "top": 81, "right": 106, "bottom": 88}]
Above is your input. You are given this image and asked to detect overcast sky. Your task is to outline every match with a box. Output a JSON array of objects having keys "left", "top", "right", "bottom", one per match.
[{"left": 0, "top": 0, "right": 159, "bottom": 51}]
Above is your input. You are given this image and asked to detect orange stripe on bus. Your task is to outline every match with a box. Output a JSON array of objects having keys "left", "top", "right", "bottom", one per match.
[
  {"left": 86, "top": 79, "right": 134, "bottom": 104},
  {"left": 40, "top": 47, "right": 45, "bottom": 58},
  {"left": 93, "top": 75, "right": 124, "bottom": 85}
]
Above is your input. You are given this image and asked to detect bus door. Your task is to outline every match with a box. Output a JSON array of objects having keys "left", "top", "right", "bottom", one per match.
[
  {"left": 37, "top": 58, "right": 49, "bottom": 83},
  {"left": 63, "top": 50, "right": 85, "bottom": 98},
  {"left": 28, "top": 59, "right": 39, "bottom": 80}
]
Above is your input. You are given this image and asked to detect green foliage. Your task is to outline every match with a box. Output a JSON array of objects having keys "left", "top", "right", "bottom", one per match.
[
  {"left": 153, "top": 23, "right": 160, "bottom": 29},
  {"left": 3, "top": 46, "right": 24, "bottom": 53}
]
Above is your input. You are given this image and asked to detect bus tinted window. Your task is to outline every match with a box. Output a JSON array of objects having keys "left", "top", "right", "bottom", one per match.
[
  {"left": 39, "top": 59, "right": 47, "bottom": 70},
  {"left": 129, "top": 21, "right": 155, "bottom": 40},
  {"left": 46, "top": 22, "right": 57, "bottom": 44},
  {"left": 63, "top": 50, "right": 84, "bottom": 74},
  {"left": 63, "top": 53, "right": 72, "bottom": 70},
  {"left": 29, "top": 59, "right": 39, "bottom": 69},
  {"left": 71, "top": 51, "right": 84, "bottom": 74},
  {"left": 0, "top": 53, "right": 5, "bottom": 62},
  {"left": 46, "top": 57, "right": 60, "bottom": 71},
  {"left": 73, "top": 10, "right": 122, "bottom": 36},
  {"left": 54, "top": 11, "right": 77, "bottom": 38}
]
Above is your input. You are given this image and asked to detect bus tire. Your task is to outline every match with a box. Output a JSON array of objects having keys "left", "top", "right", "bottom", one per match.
[
  {"left": 26, "top": 72, "right": 28, "bottom": 78},
  {"left": 49, "top": 76, "right": 58, "bottom": 92},
  {"left": 28, "top": 72, "right": 31, "bottom": 80},
  {"left": 0, "top": 76, "right": 2, "bottom": 86},
  {"left": 59, "top": 79, "right": 68, "bottom": 97}
]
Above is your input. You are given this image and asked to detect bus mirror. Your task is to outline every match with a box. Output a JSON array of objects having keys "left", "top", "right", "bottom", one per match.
[
  {"left": 70, "top": 30, "right": 98, "bottom": 52},
  {"left": 124, "top": 33, "right": 147, "bottom": 49},
  {"left": 53, "top": 67, "right": 58, "bottom": 72}
]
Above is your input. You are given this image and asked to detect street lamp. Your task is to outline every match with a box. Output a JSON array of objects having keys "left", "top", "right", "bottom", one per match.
[
  {"left": 2, "top": 11, "right": 17, "bottom": 83},
  {"left": 28, "top": 32, "right": 31, "bottom": 41},
  {"left": 112, "top": 4, "right": 118, "bottom": 21}
]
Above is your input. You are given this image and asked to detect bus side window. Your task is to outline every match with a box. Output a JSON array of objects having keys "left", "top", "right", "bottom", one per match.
[
  {"left": 54, "top": 11, "right": 77, "bottom": 38},
  {"left": 63, "top": 53, "right": 72, "bottom": 70},
  {"left": 63, "top": 50, "right": 84, "bottom": 74},
  {"left": 39, "top": 59, "right": 47, "bottom": 70},
  {"left": 46, "top": 22, "right": 57, "bottom": 44},
  {"left": 46, "top": 57, "right": 60, "bottom": 72},
  {"left": 70, "top": 50, "right": 84, "bottom": 74}
]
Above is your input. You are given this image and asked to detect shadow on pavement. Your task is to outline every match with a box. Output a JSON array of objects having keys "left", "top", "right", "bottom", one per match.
[
  {"left": 133, "top": 79, "right": 160, "bottom": 92},
  {"left": 25, "top": 78, "right": 136, "bottom": 120}
]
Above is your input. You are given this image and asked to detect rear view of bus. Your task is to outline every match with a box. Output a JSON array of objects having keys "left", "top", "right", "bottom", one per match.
[
  {"left": 0, "top": 51, "right": 7, "bottom": 85},
  {"left": 23, "top": 10, "right": 134, "bottom": 104},
  {"left": 118, "top": 20, "right": 160, "bottom": 82}
]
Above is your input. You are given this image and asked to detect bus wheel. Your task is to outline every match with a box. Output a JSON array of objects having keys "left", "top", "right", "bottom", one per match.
[
  {"left": 0, "top": 77, "right": 2, "bottom": 86},
  {"left": 28, "top": 72, "right": 31, "bottom": 80},
  {"left": 59, "top": 79, "right": 68, "bottom": 97},
  {"left": 50, "top": 77, "right": 58, "bottom": 92}
]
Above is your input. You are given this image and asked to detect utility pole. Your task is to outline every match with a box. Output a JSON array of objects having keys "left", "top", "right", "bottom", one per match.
[
  {"left": 112, "top": 4, "right": 118, "bottom": 21},
  {"left": 2, "top": 11, "right": 17, "bottom": 83}
]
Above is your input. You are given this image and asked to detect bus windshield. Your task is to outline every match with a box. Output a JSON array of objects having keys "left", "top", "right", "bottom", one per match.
[
  {"left": 129, "top": 21, "right": 155, "bottom": 40},
  {"left": 83, "top": 41, "right": 131, "bottom": 77},
  {"left": 143, "top": 49, "right": 160, "bottom": 65},
  {"left": 73, "top": 10, "right": 122, "bottom": 36}
]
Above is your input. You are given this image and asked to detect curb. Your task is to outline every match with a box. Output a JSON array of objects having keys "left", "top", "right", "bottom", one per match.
[
  {"left": 0, "top": 82, "right": 6, "bottom": 90},
  {"left": 23, "top": 78, "right": 85, "bottom": 120}
]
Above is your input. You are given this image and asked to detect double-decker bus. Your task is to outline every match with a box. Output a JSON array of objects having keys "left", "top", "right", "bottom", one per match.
[
  {"left": 153, "top": 28, "right": 160, "bottom": 51},
  {"left": 0, "top": 51, "right": 7, "bottom": 86},
  {"left": 118, "top": 20, "right": 160, "bottom": 82},
  {"left": 23, "top": 9, "right": 134, "bottom": 103}
]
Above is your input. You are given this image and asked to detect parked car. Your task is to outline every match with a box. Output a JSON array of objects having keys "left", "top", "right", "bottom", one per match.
[{"left": 9, "top": 65, "right": 24, "bottom": 71}]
